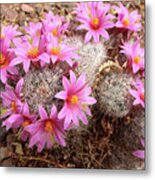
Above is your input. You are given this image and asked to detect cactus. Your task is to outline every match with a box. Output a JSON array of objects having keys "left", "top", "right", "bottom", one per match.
[
  {"left": 93, "top": 61, "right": 134, "bottom": 118},
  {"left": 22, "top": 63, "right": 69, "bottom": 114},
  {"left": 64, "top": 36, "right": 106, "bottom": 86}
]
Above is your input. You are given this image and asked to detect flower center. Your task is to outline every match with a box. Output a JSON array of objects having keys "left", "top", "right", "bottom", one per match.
[
  {"left": 140, "top": 92, "right": 144, "bottom": 101},
  {"left": 0, "top": 34, "right": 5, "bottom": 40},
  {"left": 44, "top": 120, "right": 53, "bottom": 133},
  {"left": 0, "top": 52, "right": 9, "bottom": 68},
  {"left": 51, "top": 29, "right": 58, "bottom": 37},
  {"left": 22, "top": 118, "right": 32, "bottom": 127},
  {"left": 11, "top": 101, "right": 17, "bottom": 112},
  {"left": 28, "top": 47, "right": 39, "bottom": 59},
  {"left": 90, "top": 17, "right": 100, "bottom": 30},
  {"left": 134, "top": 55, "right": 141, "bottom": 64},
  {"left": 122, "top": 18, "right": 130, "bottom": 26},
  {"left": 69, "top": 95, "right": 79, "bottom": 105},
  {"left": 51, "top": 47, "right": 60, "bottom": 56}
]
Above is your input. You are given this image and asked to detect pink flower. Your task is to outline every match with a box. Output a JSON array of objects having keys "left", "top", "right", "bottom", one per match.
[
  {"left": 46, "top": 36, "right": 78, "bottom": 66},
  {"left": 0, "top": 41, "right": 18, "bottom": 83},
  {"left": 0, "top": 25, "right": 21, "bottom": 47},
  {"left": 0, "top": 79, "right": 24, "bottom": 119},
  {"left": 129, "top": 79, "right": 144, "bottom": 108},
  {"left": 2, "top": 103, "right": 37, "bottom": 133},
  {"left": 55, "top": 70, "right": 96, "bottom": 129},
  {"left": 24, "top": 22, "right": 42, "bottom": 37},
  {"left": 43, "top": 12, "right": 69, "bottom": 39},
  {"left": 25, "top": 105, "right": 66, "bottom": 152},
  {"left": 10, "top": 36, "right": 49, "bottom": 72},
  {"left": 120, "top": 40, "right": 144, "bottom": 74},
  {"left": 132, "top": 138, "right": 145, "bottom": 159},
  {"left": 74, "top": 2, "right": 114, "bottom": 43},
  {"left": 114, "top": 3, "right": 142, "bottom": 31}
]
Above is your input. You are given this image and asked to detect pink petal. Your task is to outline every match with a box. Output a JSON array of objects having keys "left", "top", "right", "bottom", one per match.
[
  {"left": 23, "top": 60, "right": 30, "bottom": 73},
  {"left": 10, "top": 57, "right": 23, "bottom": 66},
  {"left": 70, "top": 70, "right": 76, "bottom": 84},
  {"left": 15, "top": 78, "right": 24, "bottom": 95},
  {"left": 39, "top": 105, "right": 48, "bottom": 120},
  {"left": 58, "top": 106, "right": 67, "bottom": 119},
  {"left": 39, "top": 53, "right": 50, "bottom": 63},
  {"left": 1, "top": 69, "right": 7, "bottom": 83},
  {"left": 23, "top": 103, "right": 30, "bottom": 115},
  {"left": 50, "top": 105, "right": 57, "bottom": 119},
  {"left": 132, "top": 150, "right": 144, "bottom": 159},
  {"left": 84, "top": 32, "right": 92, "bottom": 43},
  {"left": 62, "top": 76, "right": 70, "bottom": 90},
  {"left": 55, "top": 91, "right": 67, "bottom": 100}
]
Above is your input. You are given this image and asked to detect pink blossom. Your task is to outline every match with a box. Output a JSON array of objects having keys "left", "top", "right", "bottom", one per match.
[
  {"left": 0, "top": 41, "right": 18, "bottom": 83},
  {"left": 10, "top": 36, "right": 49, "bottom": 72},
  {"left": 24, "top": 22, "right": 42, "bottom": 37},
  {"left": 55, "top": 70, "right": 96, "bottom": 129},
  {"left": 46, "top": 36, "right": 78, "bottom": 66},
  {"left": 2, "top": 103, "right": 37, "bottom": 133},
  {"left": 43, "top": 12, "right": 69, "bottom": 39},
  {"left": 132, "top": 138, "right": 145, "bottom": 159},
  {"left": 74, "top": 2, "right": 114, "bottom": 43},
  {"left": 120, "top": 40, "right": 144, "bottom": 74},
  {"left": 129, "top": 79, "right": 144, "bottom": 108},
  {"left": 114, "top": 3, "right": 142, "bottom": 31},
  {"left": 0, "top": 79, "right": 24, "bottom": 119},
  {"left": 0, "top": 25, "right": 21, "bottom": 47},
  {"left": 24, "top": 105, "right": 66, "bottom": 152}
]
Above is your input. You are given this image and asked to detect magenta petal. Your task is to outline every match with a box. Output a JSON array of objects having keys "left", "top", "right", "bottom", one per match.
[
  {"left": 70, "top": 70, "right": 76, "bottom": 84},
  {"left": 15, "top": 78, "right": 24, "bottom": 95},
  {"left": 132, "top": 150, "right": 144, "bottom": 159},
  {"left": 2, "top": 114, "right": 23, "bottom": 130},
  {"left": 39, "top": 53, "right": 50, "bottom": 63},
  {"left": 85, "top": 32, "right": 92, "bottom": 43},
  {"left": 50, "top": 105, "right": 57, "bottom": 119},
  {"left": 23, "top": 103, "right": 30, "bottom": 115},
  {"left": 39, "top": 105, "right": 48, "bottom": 120},
  {"left": 58, "top": 106, "right": 67, "bottom": 119},
  {"left": 23, "top": 60, "right": 30, "bottom": 73},
  {"left": 62, "top": 76, "right": 70, "bottom": 90},
  {"left": 1, "top": 69, "right": 7, "bottom": 83},
  {"left": 10, "top": 57, "right": 23, "bottom": 66},
  {"left": 55, "top": 91, "right": 67, "bottom": 100}
]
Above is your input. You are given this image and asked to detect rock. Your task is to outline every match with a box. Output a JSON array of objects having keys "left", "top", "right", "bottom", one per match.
[{"left": 21, "top": 4, "right": 34, "bottom": 13}]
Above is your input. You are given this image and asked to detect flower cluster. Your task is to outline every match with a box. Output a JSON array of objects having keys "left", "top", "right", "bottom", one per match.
[
  {"left": 73, "top": 2, "right": 115, "bottom": 43},
  {"left": 0, "top": 11, "right": 96, "bottom": 152}
]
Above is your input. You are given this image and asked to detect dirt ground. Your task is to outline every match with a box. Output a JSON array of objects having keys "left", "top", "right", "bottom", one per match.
[{"left": 0, "top": 1, "right": 145, "bottom": 169}]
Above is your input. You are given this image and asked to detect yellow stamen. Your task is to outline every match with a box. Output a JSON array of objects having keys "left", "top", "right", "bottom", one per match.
[
  {"left": 134, "top": 55, "right": 141, "bottom": 64},
  {"left": 90, "top": 17, "right": 100, "bottom": 30},
  {"left": 44, "top": 120, "right": 53, "bottom": 133},
  {"left": 51, "top": 29, "right": 58, "bottom": 37},
  {"left": 0, "top": 53, "right": 9, "bottom": 68},
  {"left": 122, "top": 18, "right": 130, "bottom": 26},
  {"left": 69, "top": 95, "right": 79, "bottom": 105},
  {"left": 51, "top": 47, "right": 60, "bottom": 56},
  {"left": 22, "top": 118, "right": 32, "bottom": 127},
  {"left": 28, "top": 47, "right": 39, "bottom": 59},
  {"left": 11, "top": 101, "right": 17, "bottom": 112},
  {"left": 0, "top": 34, "right": 5, "bottom": 39}
]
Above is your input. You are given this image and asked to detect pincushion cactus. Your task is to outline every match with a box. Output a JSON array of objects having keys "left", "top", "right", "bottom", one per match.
[
  {"left": 22, "top": 63, "right": 68, "bottom": 114},
  {"left": 64, "top": 36, "right": 106, "bottom": 86},
  {"left": 94, "top": 62, "right": 134, "bottom": 118}
]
